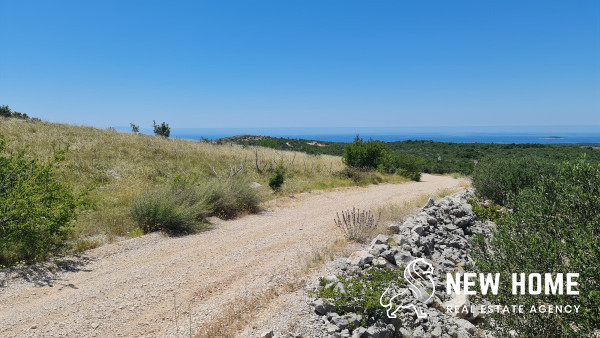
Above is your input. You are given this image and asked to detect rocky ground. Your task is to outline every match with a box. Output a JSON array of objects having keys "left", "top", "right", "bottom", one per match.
[{"left": 246, "top": 190, "right": 495, "bottom": 338}]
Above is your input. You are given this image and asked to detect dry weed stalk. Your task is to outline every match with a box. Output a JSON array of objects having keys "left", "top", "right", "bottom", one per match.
[{"left": 334, "top": 208, "right": 376, "bottom": 243}]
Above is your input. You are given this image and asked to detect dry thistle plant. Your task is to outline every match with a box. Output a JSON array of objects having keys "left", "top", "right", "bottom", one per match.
[{"left": 334, "top": 208, "right": 376, "bottom": 243}]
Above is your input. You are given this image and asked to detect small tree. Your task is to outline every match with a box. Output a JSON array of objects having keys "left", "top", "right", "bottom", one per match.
[
  {"left": 0, "top": 105, "right": 12, "bottom": 117},
  {"left": 130, "top": 123, "right": 140, "bottom": 133},
  {"left": 0, "top": 138, "right": 78, "bottom": 265},
  {"left": 153, "top": 120, "right": 170, "bottom": 138},
  {"left": 269, "top": 165, "right": 286, "bottom": 191},
  {"left": 342, "top": 135, "right": 389, "bottom": 170}
]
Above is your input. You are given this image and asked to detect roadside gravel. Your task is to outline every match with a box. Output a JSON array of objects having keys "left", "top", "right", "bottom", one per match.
[{"left": 0, "top": 174, "right": 463, "bottom": 337}]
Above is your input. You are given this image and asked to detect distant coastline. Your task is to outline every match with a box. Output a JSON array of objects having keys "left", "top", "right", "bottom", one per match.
[{"left": 114, "top": 126, "right": 600, "bottom": 145}]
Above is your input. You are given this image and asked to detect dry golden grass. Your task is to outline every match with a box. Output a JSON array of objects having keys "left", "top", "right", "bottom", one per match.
[{"left": 0, "top": 118, "right": 404, "bottom": 241}]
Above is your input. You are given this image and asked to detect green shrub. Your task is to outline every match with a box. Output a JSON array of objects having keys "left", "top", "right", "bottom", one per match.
[
  {"left": 0, "top": 105, "right": 31, "bottom": 120},
  {"left": 337, "top": 167, "right": 387, "bottom": 186},
  {"left": 131, "top": 177, "right": 263, "bottom": 233},
  {"left": 472, "top": 157, "right": 557, "bottom": 205},
  {"left": 201, "top": 178, "right": 263, "bottom": 218},
  {"left": 153, "top": 120, "right": 171, "bottom": 138},
  {"left": 343, "top": 136, "right": 423, "bottom": 181},
  {"left": 311, "top": 267, "right": 405, "bottom": 327},
  {"left": 130, "top": 187, "right": 200, "bottom": 234},
  {"left": 130, "top": 123, "right": 140, "bottom": 133},
  {"left": 268, "top": 165, "right": 286, "bottom": 191},
  {"left": 257, "top": 139, "right": 279, "bottom": 149},
  {"left": 470, "top": 161, "right": 600, "bottom": 336},
  {"left": 395, "top": 168, "right": 421, "bottom": 182},
  {"left": 342, "top": 136, "right": 389, "bottom": 170},
  {"left": 0, "top": 105, "right": 10, "bottom": 117},
  {"left": 467, "top": 198, "right": 504, "bottom": 222},
  {"left": 73, "top": 238, "right": 102, "bottom": 253},
  {"left": 0, "top": 138, "right": 78, "bottom": 265}
]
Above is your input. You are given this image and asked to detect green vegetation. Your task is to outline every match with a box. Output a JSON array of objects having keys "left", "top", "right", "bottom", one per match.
[
  {"left": 131, "top": 184, "right": 204, "bottom": 234},
  {"left": 152, "top": 120, "right": 171, "bottom": 138},
  {"left": 257, "top": 138, "right": 279, "bottom": 149},
  {"left": 131, "top": 177, "right": 263, "bottom": 234},
  {"left": 223, "top": 135, "right": 600, "bottom": 176},
  {"left": 342, "top": 136, "right": 389, "bottom": 170},
  {"left": 471, "top": 157, "right": 558, "bottom": 205},
  {"left": 470, "top": 160, "right": 600, "bottom": 336},
  {"left": 201, "top": 177, "right": 263, "bottom": 219},
  {"left": 0, "top": 105, "right": 38, "bottom": 121},
  {"left": 0, "top": 138, "right": 78, "bottom": 265},
  {"left": 467, "top": 198, "right": 504, "bottom": 222},
  {"left": 342, "top": 136, "right": 423, "bottom": 181},
  {"left": 1, "top": 117, "right": 412, "bottom": 265},
  {"left": 268, "top": 165, "right": 286, "bottom": 191},
  {"left": 311, "top": 267, "right": 405, "bottom": 327},
  {"left": 130, "top": 123, "right": 140, "bottom": 133},
  {"left": 218, "top": 135, "right": 344, "bottom": 155}
]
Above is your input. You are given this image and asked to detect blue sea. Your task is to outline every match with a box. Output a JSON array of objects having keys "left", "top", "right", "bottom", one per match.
[{"left": 115, "top": 126, "right": 600, "bottom": 144}]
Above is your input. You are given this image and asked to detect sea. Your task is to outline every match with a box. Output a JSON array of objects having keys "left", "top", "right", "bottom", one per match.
[{"left": 115, "top": 126, "right": 600, "bottom": 145}]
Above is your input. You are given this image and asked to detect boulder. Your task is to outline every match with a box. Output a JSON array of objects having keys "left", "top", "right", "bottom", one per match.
[
  {"left": 379, "top": 249, "right": 396, "bottom": 264},
  {"left": 386, "top": 223, "right": 400, "bottom": 234},
  {"left": 393, "top": 250, "right": 414, "bottom": 266},
  {"left": 313, "top": 299, "right": 335, "bottom": 315},
  {"left": 368, "top": 244, "right": 389, "bottom": 256},
  {"left": 370, "top": 234, "right": 389, "bottom": 246},
  {"left": 365, "top": 325, "right": 394, "bottom": 338},
  {"left": 412, "top": 225, "right": 425, "bottom": 236},
  {"left": 330, "top": 314, "right": 349, "bottom": 330},
  {"left": 260, "top": 330, "right": 273, "bottom": 338},
  {"left": 347, "top": 251, "right": 374, "bottom": 267},
  {"left": 351, "top": 327, "right": 367, "bottom": 338}
]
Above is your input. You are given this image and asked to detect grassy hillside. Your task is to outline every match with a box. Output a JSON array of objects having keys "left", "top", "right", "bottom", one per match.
[
  {"left": 0, "top": 119, "right": 407, "bottom": 246},
  {"left": 221, "top": 135, "right": 600, "bottom": 174}
]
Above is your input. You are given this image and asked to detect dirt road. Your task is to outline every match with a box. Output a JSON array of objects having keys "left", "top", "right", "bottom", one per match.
[{"left": 0, "top": 174, "right": 463, "bottom": 337}]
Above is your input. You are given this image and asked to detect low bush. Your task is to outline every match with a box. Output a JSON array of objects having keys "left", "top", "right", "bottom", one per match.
[
  {"left": 130, "top": 187, "right": 201, "bottom": 234},
  {"left": 268, "top": 165, "right": 286, "bottom": 191},
  {"left": 0, "top": 105, "right": 32, "bottom": 120},
  {"left": 131, "top": 177, "right": 264, "bottom": 233},
  {"left": 0, "top": 138, "right": 78, "bottom": 265},
  {"left": 152, "top": 120, "right": 171, "bottom": 138},
  {"left": 467, "top": 198, "right": 504, "bottom": 222},
  {"left": 471, "top": 157, "right": 557, "bottom": 205},
  {"left": 342, "top": 136, "right": 423, "bottom": 181},
  {"left": 342, "top": 136, "right": 389, "bottom": 170},
  {"left": 470, "top": 161, "right": 600, "bottom": 336},
  {"left": 395, "top": 168, "right": 421, "bottom": 182},
  {"left": 257, "top": 139, "right": 279, "bottom": 149},
  {"left": 311, "top": 267, "right": 405, "bottom": 327},
  {"left": 201, "top": 178, "right": 263, "bottom": 219}
]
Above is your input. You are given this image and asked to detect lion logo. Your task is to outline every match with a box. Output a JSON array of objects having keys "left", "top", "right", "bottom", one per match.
[{"left": 380, "top": 258, "right": 435, "bottom": 319}]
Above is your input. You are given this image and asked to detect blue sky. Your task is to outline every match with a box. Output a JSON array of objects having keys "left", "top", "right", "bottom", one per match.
[{"left": 0, "top": 0, "right": 598, "bottom": 129}]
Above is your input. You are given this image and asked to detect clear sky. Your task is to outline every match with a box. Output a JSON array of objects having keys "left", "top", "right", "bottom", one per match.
[{"left": 0, "top": 0, "right": 598, "bottom": 129}]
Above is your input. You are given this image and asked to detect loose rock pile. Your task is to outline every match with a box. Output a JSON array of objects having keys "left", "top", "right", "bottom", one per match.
[{"left": 310, "top": 190, "right": 495, "bottom": 337}]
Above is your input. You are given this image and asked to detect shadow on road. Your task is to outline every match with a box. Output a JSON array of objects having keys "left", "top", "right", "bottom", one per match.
[{"left": 0, "top": 255, "right": 94, "bottom": 288}]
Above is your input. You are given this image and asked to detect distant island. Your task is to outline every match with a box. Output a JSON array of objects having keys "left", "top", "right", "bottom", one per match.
[{"left": 541, "top": 136, "right": 564, "bottom": 139}]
